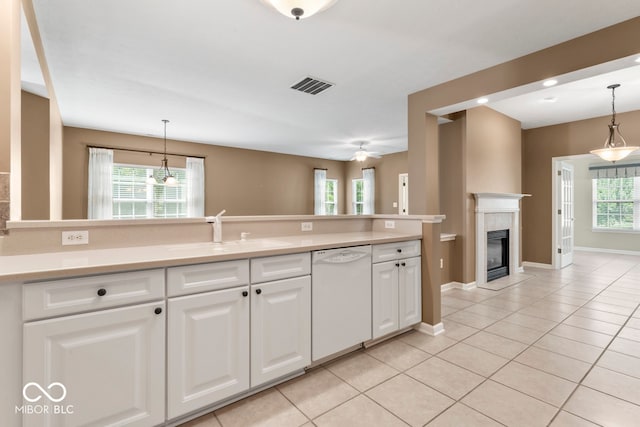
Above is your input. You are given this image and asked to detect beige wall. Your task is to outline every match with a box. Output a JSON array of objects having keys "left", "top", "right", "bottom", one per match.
[
  {"left": 437, "top": 107, "right": 522, "bottom": 284},
  {"left": 438, "top": 118, "right": 465, "bottom": 283},
  {"left": 63, "top": 127, "right": 350, "bottom": 219},
  {"left": 522, "top": 111, "right": 640, "bottom": 263},
  {"left": 345, "top": 151, "right": 408, "bottom": 215},
  {"left": 21, "top": 91, "right": 50, "bottom": 219}
]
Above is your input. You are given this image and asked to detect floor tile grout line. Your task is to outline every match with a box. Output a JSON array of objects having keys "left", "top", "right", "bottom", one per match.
[{"left": 546, "top": 282, "right": 640, "bottom": 425}]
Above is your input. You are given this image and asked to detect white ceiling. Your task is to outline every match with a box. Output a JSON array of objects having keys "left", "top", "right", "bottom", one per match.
[{"left": 24, "top": 0, "right": 640, "bottom": 160}]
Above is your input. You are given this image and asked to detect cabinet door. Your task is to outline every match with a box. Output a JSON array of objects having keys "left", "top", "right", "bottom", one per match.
[
  {"left": 372, "top": 261, "right": 399, "bottom": 339},
  {"left": 251, "top": 276, "right": 311, "bottom": 387},
  {"left": 399, "top": 257, "right": 422, "bottom": 329},
  {"left": 23, "top": 302, "right": 165, "bottom": 427},
  {"left": 167, "top": 287, "right": 250, "bottom": 419}
]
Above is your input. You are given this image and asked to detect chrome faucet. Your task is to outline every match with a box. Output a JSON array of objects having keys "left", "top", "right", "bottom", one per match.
[{"left": 206, "top": 210, "right": 226, "bottom": 243}]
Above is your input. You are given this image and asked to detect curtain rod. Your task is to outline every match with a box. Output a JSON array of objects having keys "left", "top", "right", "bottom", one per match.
[
  {"left": 87, "top": 144, "right": 206, "bottom": 159},
  {"left": 314, "top": 167, "right": 328, "bottom": 171},
  {"left": 361, "top": 166, "right": 375, "bottom": 170}
]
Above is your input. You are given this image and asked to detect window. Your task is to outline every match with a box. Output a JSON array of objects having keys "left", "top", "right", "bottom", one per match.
[
  {"left": 112, "top": 164, "right": 188, "bottom": 219},
  {"left": 325, "top": 179, "right": 338, "bottom": 215},
  {"left": 352, "top": 179, "right": 364, "bottom": 215},
  {"left": 592, "top": 176, "right": 640, "bottom": 231}
]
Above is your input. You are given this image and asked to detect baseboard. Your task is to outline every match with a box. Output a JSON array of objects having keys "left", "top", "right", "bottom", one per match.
[
  {"left": 574, "top": 246, "right": 640, "bottom": 256},
  {"left": 441, "top": 281, "right": 476, "bottom": 292},
  {"left": 522, "top": 261, "right": 553, "bottom": 269},
  {"left": 416, "top": 322, "right": 445, "bottom": 336}
]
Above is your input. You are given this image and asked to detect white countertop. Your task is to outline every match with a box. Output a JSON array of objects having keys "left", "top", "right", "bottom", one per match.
[{"left": 0, "top": 231, "right": 421, "bottom": 283}]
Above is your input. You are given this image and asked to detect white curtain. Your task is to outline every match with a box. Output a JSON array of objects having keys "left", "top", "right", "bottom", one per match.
[
  {"left": 186, "top": 157, "right": 205, "bottom": 217},
  {"left": 363, "top": 168, "right": 375, "bottom": 214},
  {"left": 314, "top": 169, "right": 327, "bottom": 215},
  {"left": 88, "top": 147, "right": 113, "bottom": 219}
]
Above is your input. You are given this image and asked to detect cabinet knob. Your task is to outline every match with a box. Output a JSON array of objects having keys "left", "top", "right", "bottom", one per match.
[
  {"left": 397, "top": 249, "right": 402, "bottom": 253},
  {"left": 97, "top": 288, "right": 107, "bottom": 297},
  {"left": 401, "top": 262, "right": 406, "bottom": 267},
  {"left": 395, "top": 263, "right": 400, "bottom": 267},
  {"left": 242, "top": 291, "right": 248, "bottom": 297},
  {"left": 154, "top": 307, "right": 162, "bottom": 315},
  {"left": 256, "top": 289, "right": 262, "bottom": 295}
]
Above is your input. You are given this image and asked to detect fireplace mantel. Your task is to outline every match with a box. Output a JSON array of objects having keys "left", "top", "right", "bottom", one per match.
[{"left": 473, "top": 193, "right": 528, "bottom": 286}]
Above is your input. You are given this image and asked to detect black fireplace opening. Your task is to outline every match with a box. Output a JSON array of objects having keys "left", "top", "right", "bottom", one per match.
[{"left": 487, "top": 229, "right": 509, "bottom": 282}]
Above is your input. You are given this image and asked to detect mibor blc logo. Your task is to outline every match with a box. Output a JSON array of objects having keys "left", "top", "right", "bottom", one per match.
[{"left": 15, "top": 382, "right": 74, "bottom": 415}]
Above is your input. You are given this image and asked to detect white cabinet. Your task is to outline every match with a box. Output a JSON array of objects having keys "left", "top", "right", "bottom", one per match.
[
  {"left": 251, "top": 275, "right": 311, "bottom": 387},
  {"left": 23, "top": 301, "right": 165, "bottom": 427},
  {"left": 167, "top": 286, "right": 250, "bottom": 419},
  {"left": 372, "top": 241, "right": 422, "bottom": 340}
]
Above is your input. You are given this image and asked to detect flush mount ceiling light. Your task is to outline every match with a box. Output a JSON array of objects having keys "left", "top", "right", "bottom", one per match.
[
  {"left": 260, "top": 0, "right": 337, "bottom": 20},
  {"left": 147, "top": 119, "right": 178, "bottom": 185},
  {"left": 476, "top": 97, "right": 489, "bottom": 104},
  {"left": 590, "top": 84, "right": 639, "bottom": 163},
  {"left": 543, "top": 79, "right": 558, "bottom": 87}
]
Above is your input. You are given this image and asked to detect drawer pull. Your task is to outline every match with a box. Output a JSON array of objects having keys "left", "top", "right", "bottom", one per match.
[
  {"left": 154, "top": 307, "right": 163, "bottom": 315},
  {"left": 242, "top": 291, "right": 249, "bottom": 297},
  {"left": 397, "top": 249, "right": 402, "bottom": 253},
  {"left": 401, "top": 262, "right": 406, "bottom": 267},
  {"left": 256, "top": 289, "right": 262, "bottom": 295},
  {"left": 97, "top": 288, "right": 107, "bottom": 297}
]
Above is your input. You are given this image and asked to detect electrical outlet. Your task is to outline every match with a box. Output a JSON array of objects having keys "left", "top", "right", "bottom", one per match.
[
  {"left": 62, "top": 230, "right": 89, "bottom": 246},
  {"left": 384, "top": 220, "right": 395, "bottom": 229},
  {"left": 301, "top": 222, "right": 313, "bottom": 232},
  {"left": 440, "top": 258, "right": 444, "bottom": 269},
  {"left": 392, "top": 202, "right": 398, "bottom": 208}
]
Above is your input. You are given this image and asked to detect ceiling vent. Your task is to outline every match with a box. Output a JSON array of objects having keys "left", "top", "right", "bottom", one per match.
[{"left": 291, "top": 76, "right": 334, "bottom": 95}]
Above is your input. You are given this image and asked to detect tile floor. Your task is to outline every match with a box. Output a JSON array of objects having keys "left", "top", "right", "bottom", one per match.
[{"left": 181, "top": 251, "right": 640, "bottom": 427}]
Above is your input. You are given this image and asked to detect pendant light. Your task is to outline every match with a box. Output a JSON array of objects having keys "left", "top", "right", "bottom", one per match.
[
  {"left": 147, "top": 120, "right": 177, "bottom": 185},
  {"left": 590, "top": 84, "right": 638, "bottom": 163},
  {"left": 160, "top": 119, "right": 177, "bottom": 185},
  {"left": 260, "top": 0, "right": 337, "bottom": 20}
]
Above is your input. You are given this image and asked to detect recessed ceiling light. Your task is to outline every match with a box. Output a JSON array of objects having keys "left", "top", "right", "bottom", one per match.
[
  {"left": 477, "top": 97, "right": 489, "bottom": 104},
  {"left": 543, "top": 79, "right": 558, "bottom": 87},
  {"left": 541, "top": 97, "right": 557, "bottom": 103}
]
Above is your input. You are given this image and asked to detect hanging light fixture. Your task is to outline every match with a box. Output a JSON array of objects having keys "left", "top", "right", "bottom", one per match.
[
  {"left": 160, "top": 119, "right": 177, "bottom": 185},
  {"left": 147, "top": 120, "right": 177, "bottom": 185},
  {"left": 260, "top": 0, "right": 338, "bottom": 20},
  {"left": 590, "top": 84, "right": 638, "bottom": 163}
]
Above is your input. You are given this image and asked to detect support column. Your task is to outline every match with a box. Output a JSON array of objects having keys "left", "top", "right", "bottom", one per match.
[{"left": 407, "top": 104, "right": 439, "bottom": 215}]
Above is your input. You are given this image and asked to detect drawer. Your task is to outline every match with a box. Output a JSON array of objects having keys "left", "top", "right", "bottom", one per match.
[
  {"left": 372, "top": 240, "right": 421, "bottom": 263},
  {"left": 167, "top": 259, "right": 249, "bottom": 297},
  {"left": 251, "top": 252, "right": 311, "bottom": 284},
  {"left": 23, "top": 269, "right": 165, "bottom": 321}
]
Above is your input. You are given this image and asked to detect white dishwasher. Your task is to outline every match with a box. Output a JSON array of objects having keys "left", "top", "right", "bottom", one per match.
[{"left": 312, "top": 245, "right": 372, "bottom": 361}]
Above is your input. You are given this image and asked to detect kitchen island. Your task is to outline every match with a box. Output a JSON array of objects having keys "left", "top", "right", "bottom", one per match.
[{"left": 0, "top": 214, "right": 444, "bottom": 427}]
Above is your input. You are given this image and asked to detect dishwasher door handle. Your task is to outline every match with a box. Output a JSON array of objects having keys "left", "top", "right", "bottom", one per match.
[{"left": 314, "top": 251, "right": 370, "bottom": 264}]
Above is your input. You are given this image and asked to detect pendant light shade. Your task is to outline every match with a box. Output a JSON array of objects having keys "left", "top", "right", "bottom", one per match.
[
  {"left": 260, "top": 0, "right": 337, "bottom": 20},
  {"left": 590, "top": 84, "right": 638, "bottom": 163}
]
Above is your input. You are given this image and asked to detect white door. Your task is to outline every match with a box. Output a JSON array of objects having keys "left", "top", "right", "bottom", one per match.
[
  {"left": 23, "top": 302, "right": 165, "bottom": 427},
  {"left": 557, "top": 161, "right": 574, "bottom": 268},
  {"left": 251, "top": 276, "right": 311, "bottom": 387},
  {"left": 398, "top": 257, "right": 422, "bottom": 328},
  {"left": 167, "top": 286, "right": 249, "bottom": 419},
  {"left": 399, "top": 174, "right": 409, "bottom": 215},
  {"left": 372, "top": 261, "right": 399, "bottom": 339}
]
